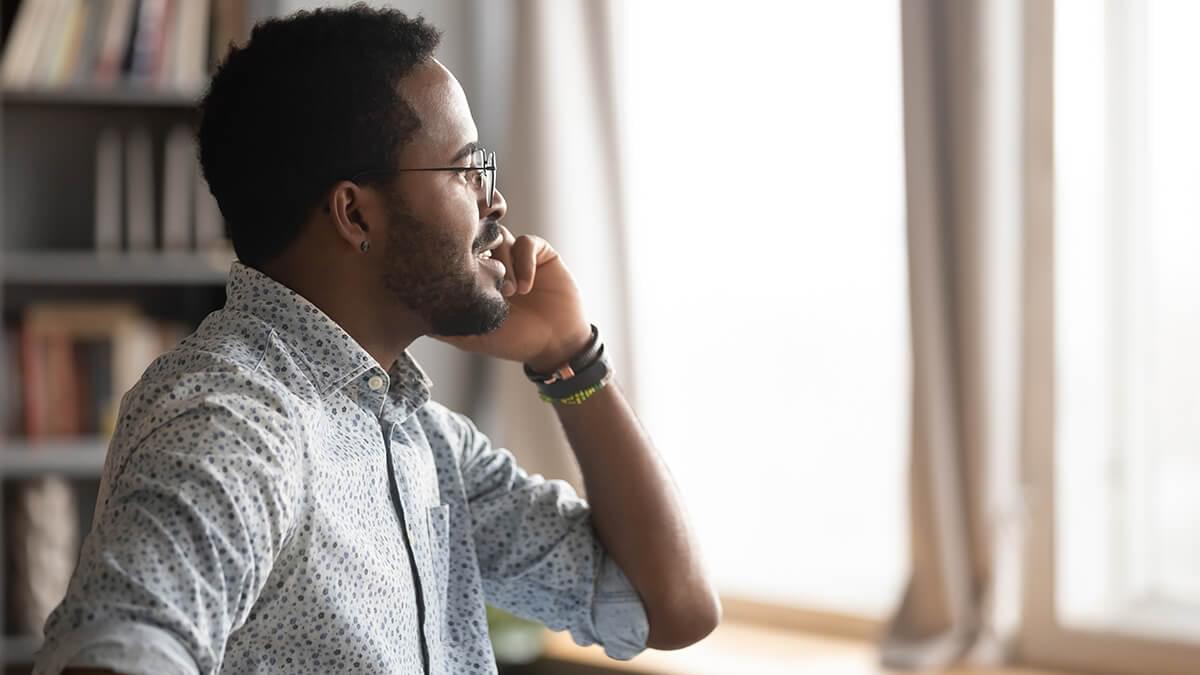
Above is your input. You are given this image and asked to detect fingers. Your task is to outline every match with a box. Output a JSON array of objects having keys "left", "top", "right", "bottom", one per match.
[
  {"left": 509, "top": 235, "right": 539, "bottom": 294},
  {"left": 492, "top": 226, "right": 556, "bottom": 296}
]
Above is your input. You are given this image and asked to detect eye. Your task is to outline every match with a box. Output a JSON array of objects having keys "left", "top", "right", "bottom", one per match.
[{"left": 464, "top": 168, "right": 484, "bottom": 188}]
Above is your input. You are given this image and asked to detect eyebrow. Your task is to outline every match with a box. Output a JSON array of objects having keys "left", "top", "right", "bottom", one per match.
[{"left": 450, "top": 141, "right": 480, "bottom": 164}]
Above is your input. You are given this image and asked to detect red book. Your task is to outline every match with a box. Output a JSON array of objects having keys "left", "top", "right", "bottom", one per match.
[{"left": 18, "top": 328, "right": 47, "bottom": 438}]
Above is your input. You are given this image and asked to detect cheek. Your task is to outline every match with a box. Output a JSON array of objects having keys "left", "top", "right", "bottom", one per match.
[
  {"left": 389, "top": 181, "right": 480, "bottom": 258},
  {"left": 433, "top": 188, "right": 483, "bottom": 247}
]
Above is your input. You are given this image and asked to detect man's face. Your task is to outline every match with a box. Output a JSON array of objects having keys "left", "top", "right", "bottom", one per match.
[{"left": 377, "top": 60, "right": 509, "bottom": 336}]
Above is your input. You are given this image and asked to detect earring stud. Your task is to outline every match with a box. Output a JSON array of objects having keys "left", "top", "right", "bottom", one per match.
[{"left": 360, "top": 240, "right": 370, "bottom": 253}]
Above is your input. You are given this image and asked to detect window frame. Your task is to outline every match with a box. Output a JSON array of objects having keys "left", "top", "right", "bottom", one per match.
[{"left": 1019, "top": 1, "right": 1200, "bottom": 672}]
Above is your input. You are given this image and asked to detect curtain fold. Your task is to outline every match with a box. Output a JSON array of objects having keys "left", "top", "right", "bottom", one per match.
[
  {"left": 471, "top": 0, "right": 632, "bottom": 492},
  {"left": 883, "top": 0, "right": 1031, "bottom": 668}
]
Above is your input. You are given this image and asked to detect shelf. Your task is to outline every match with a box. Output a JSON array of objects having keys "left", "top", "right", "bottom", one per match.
[
  {"left": 1, "top": 84, "right": 201, "bottom": 108},
  {"left": 3, "top": 250, "right": 234, "bottom": 286},
  {"left": 0, "top": 437, "right": 108, "bottom": 478},
  {"left": 1, "top": 634, "right": 39, "bottom": 665}
]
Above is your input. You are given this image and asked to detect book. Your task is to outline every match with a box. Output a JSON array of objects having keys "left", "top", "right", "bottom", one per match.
[
  {"left": 161, "top": 124, "right": 194, "bottom": 250},
  {"left": 1, "top": 0, "right": 48, "bottom": 85},
  {"left": 124, "top": 126, "right": 155, "bottom": 250},
  {"left": 6, "top": 0, "right": 218, "bottom": 91},
  {"left": 94, "top": 127, "right": 123, "bottom": 252},
  {"left": 174, "top": 0, "right": 211, "bottom": 91},
  {"left": 43, "top": 332, "right": 79, "bottom": 437},
  {"left": 49, "top": 0, "right": 88, "bottom": 85},
  {"left": 7, "top": 473, "right": 78, "bottom": 637},
  {"left": 17, "top": 326, "right": 47, "bottom": 439},
  {"left": 151, "top": 0, "right": 178, "bottom": 87},
  {"left": 211, "top": 0, "right": 248, "bottom": 68},
  {"left": 30, "top": 0, "right": 73, "bottom": 86},
  {"left": 20, "top": 303, "right": 176, "bottom": 431},
  {"left": 128, "top": 0, "right": 169, "bottom": 83},
  {"left": 71, "top": 0, "right": 113, "bottom": 85},
  {"left": 157, "top": 0, "right": 181, "bottom": 88},
  {"left": 95, "top": 0, "right": 138, "bottom": 85},
  {"left": 75, "top": 338, "right": 115, "bottom": 437}
]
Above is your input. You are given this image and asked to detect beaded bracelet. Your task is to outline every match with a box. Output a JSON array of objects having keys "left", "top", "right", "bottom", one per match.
[{"left": 538, "top": 368, "right": 614, "bottom": 405}]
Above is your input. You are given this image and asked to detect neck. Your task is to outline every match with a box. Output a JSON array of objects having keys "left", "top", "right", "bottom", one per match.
[{"left": 258, "top": 256, "right": 426, "bottom": 371}]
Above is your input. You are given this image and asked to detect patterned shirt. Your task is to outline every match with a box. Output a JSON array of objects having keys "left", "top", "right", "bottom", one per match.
[{"left": 34, "top": 262, "right": 648, "bottom": 675}]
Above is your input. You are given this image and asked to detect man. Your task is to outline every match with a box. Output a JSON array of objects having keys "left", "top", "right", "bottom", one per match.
[{"left": 33, "top": 6, "right": 719, "bottom": 675}]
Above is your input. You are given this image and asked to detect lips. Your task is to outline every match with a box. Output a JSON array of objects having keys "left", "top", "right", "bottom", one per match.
[
  {"left": 477, "top": 251, "right": 506, "bottom": 278},
  {"left": 473, "top": 224, "right": 506, "bottom": 279},
  {"left": 474, "top": 229, "right": 505, "bottom": 277}
]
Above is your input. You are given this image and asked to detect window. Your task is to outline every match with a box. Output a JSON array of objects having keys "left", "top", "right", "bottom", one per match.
[
  {"left": 1041, "top": 0, "right": 1200, "bottom": 670},
  {"left": 616, "top": 1, "right": 908, "bottom": 617}
]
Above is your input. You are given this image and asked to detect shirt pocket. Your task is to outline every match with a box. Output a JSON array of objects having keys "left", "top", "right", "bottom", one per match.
[{"left": 426, "top": 504, "right": 452, "bottom": 631}]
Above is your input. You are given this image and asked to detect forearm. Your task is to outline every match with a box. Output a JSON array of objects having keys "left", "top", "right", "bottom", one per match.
[{"left": 551, "top": 381, "right": 721, "bottom": 649}]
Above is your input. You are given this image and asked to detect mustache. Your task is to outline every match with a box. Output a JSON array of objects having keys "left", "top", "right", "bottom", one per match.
[{"left": 473, "top": 219, "right": 501, "bottom": 253}]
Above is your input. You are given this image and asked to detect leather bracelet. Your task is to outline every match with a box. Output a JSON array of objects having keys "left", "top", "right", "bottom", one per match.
[
  {"left": 536, "top": 348, "right": 613, "bottom": 404},
  {"left": 523, "top": 324, "right": 602, "bottom": 385},
  {"left": 539, "top": 366, "right": 614, "bottom": 405}
]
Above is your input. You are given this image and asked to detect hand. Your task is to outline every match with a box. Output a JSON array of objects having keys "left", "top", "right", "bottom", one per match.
[{"left": 435, "top": 226, "right": 592, "bottom": 371}]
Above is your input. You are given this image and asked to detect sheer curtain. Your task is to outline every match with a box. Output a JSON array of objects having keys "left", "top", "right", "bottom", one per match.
[
  {"left": 467, "top": 0, "right": 634, "bottom": 488},
  {"left": 882, "top": 0, "right": 1036, "bottom": 668}
]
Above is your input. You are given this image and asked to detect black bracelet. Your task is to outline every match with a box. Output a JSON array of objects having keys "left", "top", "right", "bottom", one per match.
[
  {"left": 522, "top": 324, "right": 602, "bottom": 384},
  {"left": 535, "top": 345, "right": 611, "bottom": 400}
]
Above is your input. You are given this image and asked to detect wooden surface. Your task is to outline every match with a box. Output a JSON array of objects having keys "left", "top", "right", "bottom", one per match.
[{"left": 539, "top": 622, "right": 1084, "bottom": 675}]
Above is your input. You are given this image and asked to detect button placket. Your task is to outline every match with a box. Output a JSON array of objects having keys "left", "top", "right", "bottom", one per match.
[{"left": 359, "top": 371, "right": 389, "bottom": 418}]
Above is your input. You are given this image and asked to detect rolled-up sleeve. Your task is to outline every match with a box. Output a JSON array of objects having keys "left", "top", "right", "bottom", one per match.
[
  {"left": 456, "top": 415, "right": 649, "bottom": 660},
  {"left": 34, "top": 383, "right": 301, "bottom": 675}
]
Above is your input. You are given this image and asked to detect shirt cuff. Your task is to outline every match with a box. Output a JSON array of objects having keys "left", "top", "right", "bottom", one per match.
[
  {"left": 575, "top": 554, "right": 650, "bottom": 661},
  {"left": 34, "top": 620, "right": 200, "bottom": 675}
]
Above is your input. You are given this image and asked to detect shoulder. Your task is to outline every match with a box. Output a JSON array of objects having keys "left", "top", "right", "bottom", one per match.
[
  {"left": 415, "top": 400, "right": 490, "bottom": 465},
  {"left": 110, "top": 313, "right": 319, "bottom": 472}
]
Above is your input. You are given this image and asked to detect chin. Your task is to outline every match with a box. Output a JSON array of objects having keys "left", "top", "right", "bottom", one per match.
[{"left": 428, "top": 294, "right": 509, "bottom": 337}]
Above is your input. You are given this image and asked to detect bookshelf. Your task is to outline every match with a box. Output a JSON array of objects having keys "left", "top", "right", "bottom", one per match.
[
  {"left": 3, "top": 250, "right": 235, "bottom": 285},
  {"left": 0, "top": 0, "right": 283, "bottom": 669},
  {"left": 0, "top": 438, "right": 107, "bottom": 478},
  {"left": 0, "top": 84, "right": 199, "bottom": 107}
]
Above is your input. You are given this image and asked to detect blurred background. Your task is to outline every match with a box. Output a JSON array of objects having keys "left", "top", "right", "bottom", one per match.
[{"left": 0, "top": 0, "right": 1196, "bottom": 673}]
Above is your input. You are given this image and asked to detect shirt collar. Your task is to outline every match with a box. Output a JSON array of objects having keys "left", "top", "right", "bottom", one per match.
[{"left": 224, "top": 262, "right": 433, "bottom": 405}]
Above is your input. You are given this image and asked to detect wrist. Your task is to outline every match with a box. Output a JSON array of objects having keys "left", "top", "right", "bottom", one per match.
[{"left": 526, "top": 323, "right": 594, "bottom": 373}]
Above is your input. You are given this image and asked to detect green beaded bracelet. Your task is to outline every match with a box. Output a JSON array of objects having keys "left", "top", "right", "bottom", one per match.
[{"left": 538, "top": 368, "right": 614, "bottom": 405}]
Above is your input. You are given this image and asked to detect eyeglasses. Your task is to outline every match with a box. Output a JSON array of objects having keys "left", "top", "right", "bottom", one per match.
[{"left": 349, "top": 148, "right": 498, "bottom": 207}]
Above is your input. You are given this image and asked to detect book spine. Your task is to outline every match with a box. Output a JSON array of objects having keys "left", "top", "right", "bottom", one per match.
[
  {"left": 1, "top": 0, "right": 44, "bottom": 85},
  {"left": 31, "top": 0, "right": 73, "bottom": 86},
  {"left": 18, "top": 327, "right": 46, "bottom": 438},
  {"left": 124, "top": 126, "right": 155, "bottom": 250},
  {"left": 72, "top": 0, "right": 112, "bottom": 85},
  {"left": 95, "top": 0, "right": 137, "bottom": 84},
  {"left": 128, "top": 0, "right": 167, "bottom": 82},
  {"left": 94, "top": 127, "right": 123, "bottom": 251},
  {"left": 50, "top": 0, "right": 87, "bottom": 85},
  {"left": 149, "top": 0, "right": 175, "bottom": 87}
]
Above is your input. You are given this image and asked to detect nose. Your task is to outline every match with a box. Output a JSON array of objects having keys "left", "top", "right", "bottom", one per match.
[{"left": 483, "top": 188, "right": 507, "bottom": 221}]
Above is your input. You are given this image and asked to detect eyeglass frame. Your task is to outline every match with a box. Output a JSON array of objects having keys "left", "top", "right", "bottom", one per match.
[{"left": 347, "top": 148, "right": 498, "bottom": 207}]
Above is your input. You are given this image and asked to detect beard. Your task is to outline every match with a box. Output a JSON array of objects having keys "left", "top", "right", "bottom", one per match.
[{"left": 380, "top": 195, "right": 509, "bottom": 337}]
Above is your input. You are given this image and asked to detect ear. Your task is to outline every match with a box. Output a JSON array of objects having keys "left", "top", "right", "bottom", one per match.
[{"left": 324, "top": 180, "right": 374, "bottom": 250}]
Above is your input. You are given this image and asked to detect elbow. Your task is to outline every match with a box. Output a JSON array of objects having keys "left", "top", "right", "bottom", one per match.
[{"left": 645, "top": 590, "right": 722, "bottom": 650}]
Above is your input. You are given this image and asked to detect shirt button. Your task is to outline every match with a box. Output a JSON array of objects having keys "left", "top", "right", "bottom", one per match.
[{"left": 368, "top": 375, "right": 385, "bottom": 391}]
